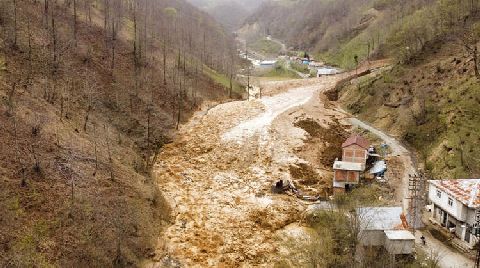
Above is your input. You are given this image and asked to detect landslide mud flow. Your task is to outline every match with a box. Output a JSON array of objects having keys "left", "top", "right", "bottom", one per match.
[{"left": 148, "top": 77, "right": 347, "bottom": 267}]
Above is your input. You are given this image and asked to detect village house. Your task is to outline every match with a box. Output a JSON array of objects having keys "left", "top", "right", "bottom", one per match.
[
  {"left": 332, "top": 161, "right": 363, "bottom": 194},
  {"left": 342, "top": 135, "right": 370, "bottom": 169},
  {"left": 428, "top": 179, "right": 480, "bottom": 249},
  {"left": 357, "top": 207, "right": 415, "bottom": 256},
  {"left": 332, "top": 135, "right": 371, "bottom": 194}
]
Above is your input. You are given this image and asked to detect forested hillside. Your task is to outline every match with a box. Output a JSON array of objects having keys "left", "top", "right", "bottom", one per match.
[
  {"left": 0, "top": 0, "right": 240, "bottom": 266},
  {"left": 243, "top": 0, "right": 442, "bottom": 68}
]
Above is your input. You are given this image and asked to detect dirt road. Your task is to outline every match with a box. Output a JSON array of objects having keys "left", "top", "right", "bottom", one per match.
[
  {"left": 348, "top": 118, "right": 413, "bottom": 209},
  {"left": 148, "top": 77, "right": 344, "bottom": 267}
]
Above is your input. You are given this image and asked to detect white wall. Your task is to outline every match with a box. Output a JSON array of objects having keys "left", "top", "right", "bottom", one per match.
[
  {"left": 466, "top": 207, "right": 478, "bottom": 226},
  {"left": 384, "top": 239, "right": 415, "bottom": 255},
  {"left": 429, "top": 184, "right": 468, "bottom": 222}
]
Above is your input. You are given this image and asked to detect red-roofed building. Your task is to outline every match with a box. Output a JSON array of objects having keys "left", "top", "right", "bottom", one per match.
[
  {"left": 333, "top": 135, "right": 371, "bottom": 194},
  {"left": 428, "top": 179, "right": 480, "bottom": 249},
  {"left": 341, "top": 135, "right": 370, "bottom": 170}
]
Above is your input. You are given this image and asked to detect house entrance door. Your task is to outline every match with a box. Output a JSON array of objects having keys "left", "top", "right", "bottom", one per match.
[
  {"left": 465, "top": 227, "right": 471, "bottom": 243},
  {"left": 442, "top": 211, "right": 447, "bottom": 226}
]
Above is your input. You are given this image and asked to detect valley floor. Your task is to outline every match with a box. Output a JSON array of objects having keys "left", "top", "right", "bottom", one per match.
[
  {"left": 147, "top": 70, "right": 475, "bottom": 267},
  {"left": 149, "top": 76, "right": 344, "bottom": 266}
]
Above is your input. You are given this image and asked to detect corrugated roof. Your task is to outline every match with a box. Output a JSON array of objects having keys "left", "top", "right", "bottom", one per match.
[
  {"left": 333, "top": 161, "right": 363, "bottom": 171},
  {"left": 260, "top": 60, "right": 277, "bottom": 65},
  {"left": 370, "top": 160, "right": 387, "bottom": 174},
  {"left": 384, "top": 230, "right": 415, "bottom": 240},
  {"left": 357, "top": 207, "right": 404, "bottom": 231},
  {"left": 429, "top": 179, "right": 480, "bottom": 208},
  {"left": 342, "top": 135, "right": 370, "bottom": 149}
]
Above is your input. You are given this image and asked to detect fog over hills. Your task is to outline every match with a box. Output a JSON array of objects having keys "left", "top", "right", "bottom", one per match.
[{"left": 187, "top": 0, "right": 266, "bottom": 30}]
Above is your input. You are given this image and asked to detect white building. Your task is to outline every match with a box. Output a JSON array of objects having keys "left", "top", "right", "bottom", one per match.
[
  {"left": 428, "top": 179, "right": 480, "bottom": 249},
  {"left": 356, "top": 207, "right": 415, "bottom": 255},
  {"left": 259, "top": 60, "right": 277, "bottom": 67},
  {"left": 317, "top": 67, "right": 340, "bottom": 77},
  {"left": 384, "top": 230, "right": 416, "bottom": 255}
]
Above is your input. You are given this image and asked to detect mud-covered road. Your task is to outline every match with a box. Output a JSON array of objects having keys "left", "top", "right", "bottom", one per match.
[
  {"left": 148, "top": 77, "right": 347, "bottom": 267},
  {"left": 147, "top": 60, "right": 472, "bottom": 268}
]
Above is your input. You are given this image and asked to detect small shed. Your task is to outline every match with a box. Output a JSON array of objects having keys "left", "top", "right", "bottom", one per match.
[
  {"left": 317, "top": 68, "right": 339, "bottom": 76},
  {"left": 356, "top": 207, "right": 415, "bottom": 257},
  {"left": 384, "top": 230, "right": 415, "bottom": 255},
  {"left": 260, "top": 60, "right": 277, "bottom": 67},
  {"left": 357, "top": 207, "right": 407, "bottom": 246}
]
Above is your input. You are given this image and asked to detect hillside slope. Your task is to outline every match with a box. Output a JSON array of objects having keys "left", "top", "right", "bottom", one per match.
[
  {"left": 243, "top": 0, "right": 480, "bottom": 179},
  {"left": 0, "top": 0, "right": 240, "bottom": 266},
  {"left": 241, "top": 0, "right": 435, "bottom": 68},
  {"left": 336, "top": 36, "right": 480, "bottom": 179}
]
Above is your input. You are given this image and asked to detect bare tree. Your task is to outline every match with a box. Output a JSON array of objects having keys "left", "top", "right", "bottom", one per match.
[
  {"left": 105, "top": 125, "right": 115, "bottom": 181},
  {"left": 12, "top": 0, "right": 18, "bottom": 48},
  {"left": 51, "top": 0, "right": 59, "bottom": 70},
  {"left": 44, "top": 0, "right": 49, "bottom": 25},
  {"left": 460, "top": 21, "right": 480, "bottom": 80},
  {"left": 27, "top": 17, "right": 33, "bottom": 81},
  {"left": 73, "top": 0, "right": 77, "bottom": 47},
  {"left": 83, "top": 82, "right": 95, "bottom": 132},
  {"left": 6, "top": 82, "right": 16, "bottom": 117}
]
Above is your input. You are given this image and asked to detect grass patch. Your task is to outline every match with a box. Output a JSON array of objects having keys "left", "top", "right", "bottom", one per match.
[
  {"left": 290, "top": 62, "right": 310, "bottom": 74},
  {"left": 333, "top": 184, "right": 392, "bottom": 209},
  {"left": 260, "top": 62, "right": 301, "bottom": 79},
  {"left": 399, "top": 76, "right": 480, "bottom": 177},
  {"left": 203, "top": 65, "right": 244, "bottom": 95},
  {"left": 250, "top": 38, "right": 282, "bottom": 55},
  {"left": 320, "top": 33, "right": 370, "bottom": 69}
]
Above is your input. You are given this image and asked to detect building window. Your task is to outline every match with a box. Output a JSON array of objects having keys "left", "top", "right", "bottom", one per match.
[
  {"left": 437, "top": 190, "right": 442, "bottom": 198},
  {"left": 448, "top": 198, "right": 453, "bottom": 206}
]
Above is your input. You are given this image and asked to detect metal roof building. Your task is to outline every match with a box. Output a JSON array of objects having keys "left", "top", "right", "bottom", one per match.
[{"left": 356, "top": 207, "right": 415, "bottom": 255}]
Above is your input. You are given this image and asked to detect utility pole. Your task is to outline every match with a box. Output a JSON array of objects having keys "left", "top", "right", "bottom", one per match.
[
  {"left": 407, "top": 174, "right": 418, "bottom": 235},
  {"left": 246, "top": 41, "right": 250, "bottom": 99},
  {"left": 407, "top": 172, "right": 426, "bottom": 234},
  {"left": 469, "top": 210, "right": 480, "bottom": 268}
]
